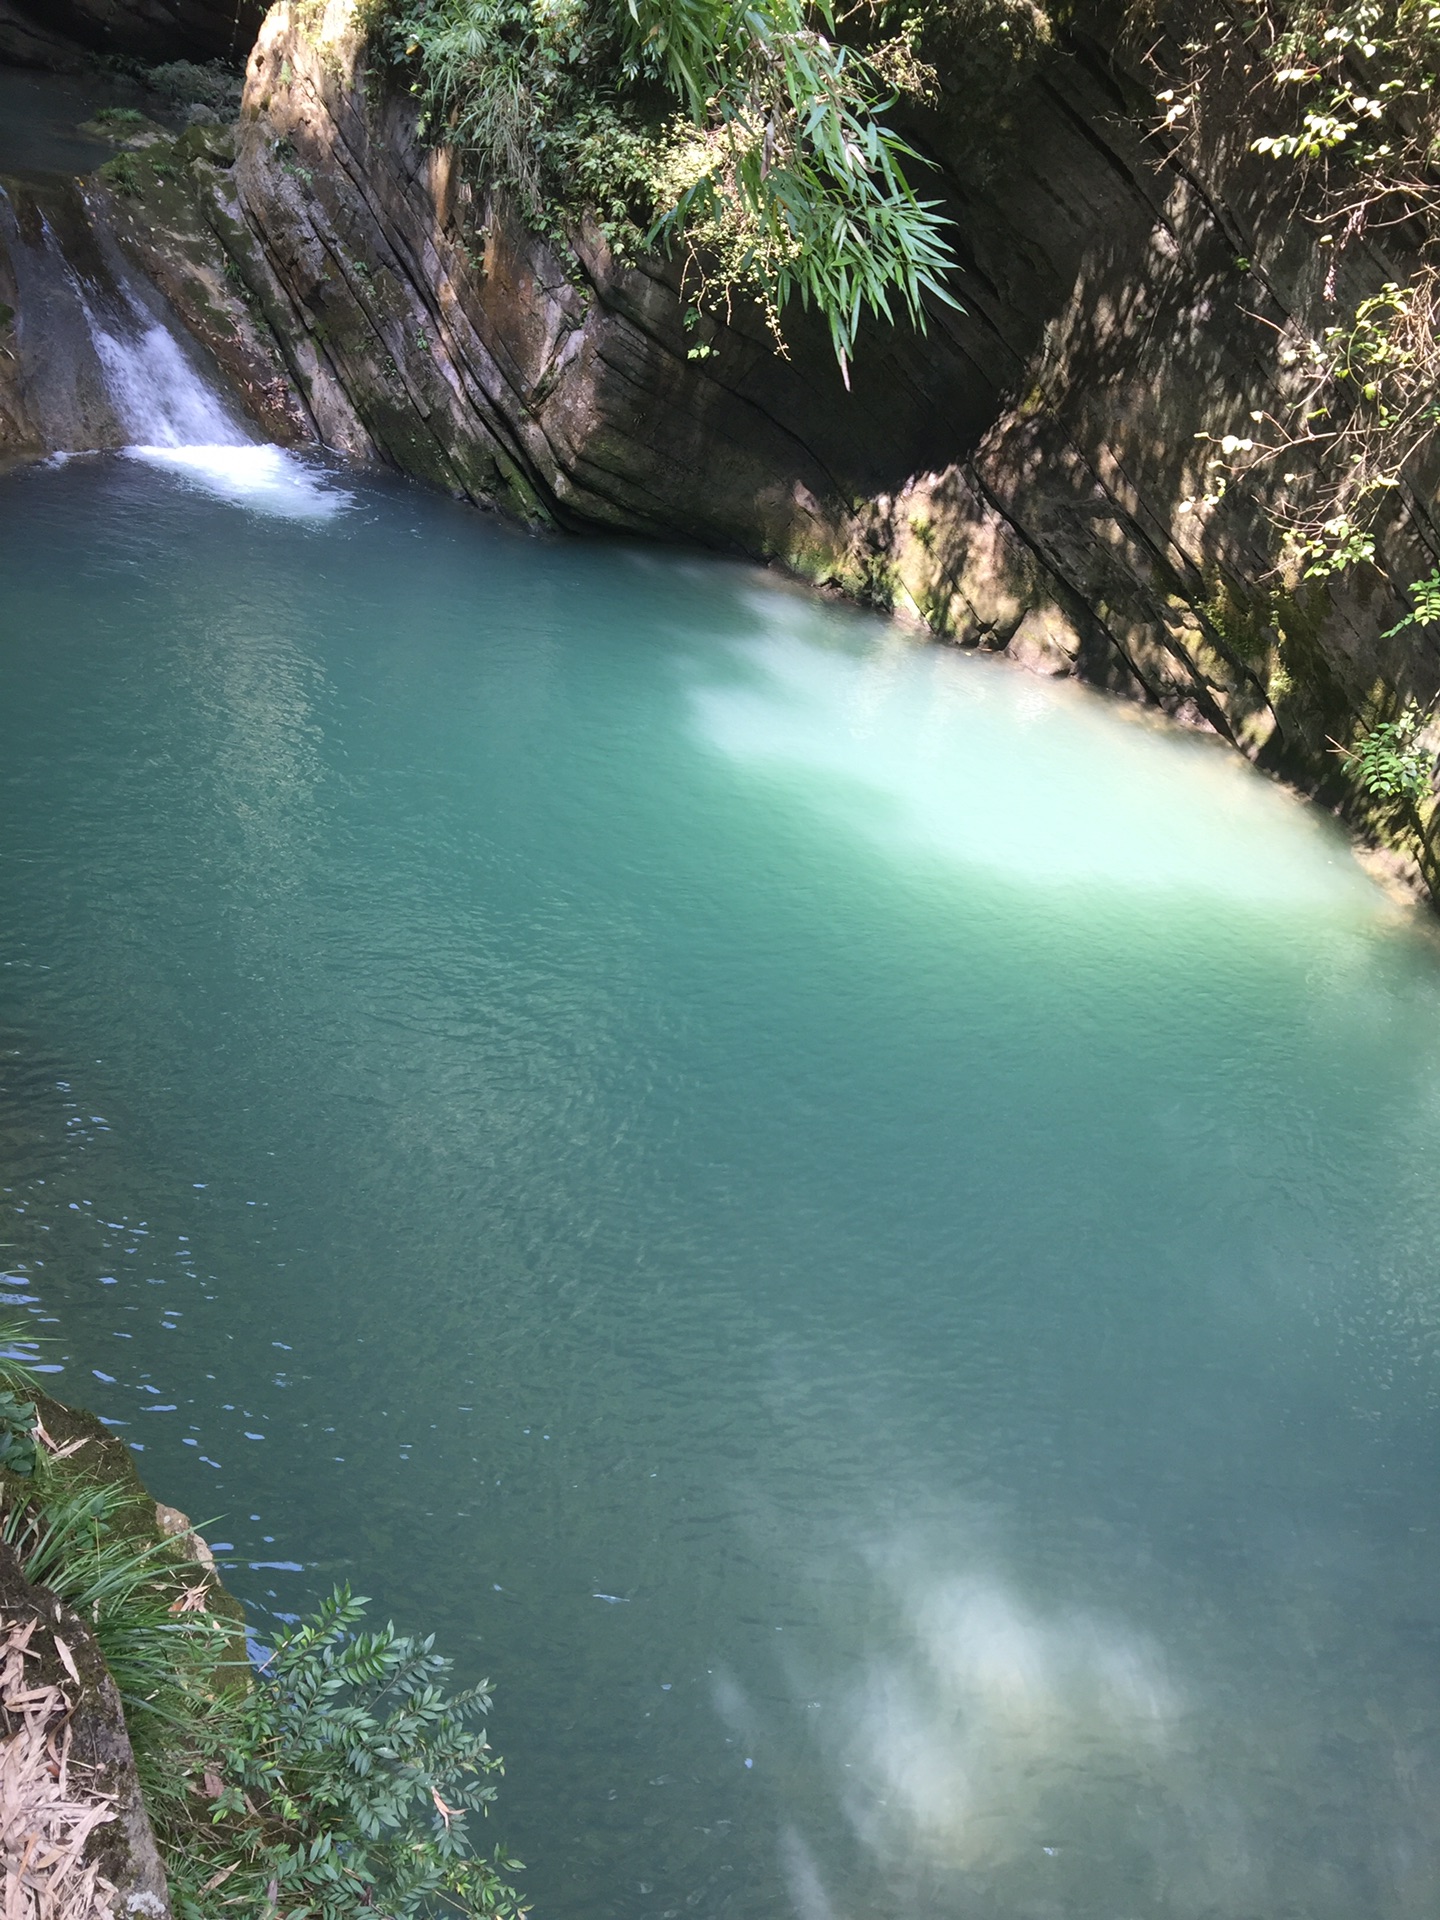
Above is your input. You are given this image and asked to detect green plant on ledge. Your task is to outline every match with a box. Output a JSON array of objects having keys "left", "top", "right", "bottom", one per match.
[
  {"left": 0, "top": 1323, "right": 42, "bottom": 1475},
  {"left": 0, "top": 1328, "right": 524, "bottom": 1920},
  {"left": 373, "top": 0, "right": 958, "bottom": 381},
  {"left": 1333, "top": 699, "right": 1435, "bottom": 805},
  {"left": 172, "top": 1586, "right": 526, "bottom": 1920}
]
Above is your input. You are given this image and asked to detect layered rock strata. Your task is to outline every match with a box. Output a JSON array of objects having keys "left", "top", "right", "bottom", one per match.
[
  {"left": 205, "top": 7, "right": 1438, "bottom": 830},
  {"left": 7, "top": 0, "right": 1439, "bottom": 885}
]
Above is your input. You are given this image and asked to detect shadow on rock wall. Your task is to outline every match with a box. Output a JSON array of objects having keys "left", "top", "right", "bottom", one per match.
[{"left": 30, "top": 0, "right": 1440, "bottom": 893}]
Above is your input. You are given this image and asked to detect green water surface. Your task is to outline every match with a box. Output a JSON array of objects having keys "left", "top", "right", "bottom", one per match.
[{"left": 4, "top": 451, "right": 1440, "bottom": 1919}]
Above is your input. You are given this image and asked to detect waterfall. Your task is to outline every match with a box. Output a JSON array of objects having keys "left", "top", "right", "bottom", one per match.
[
  {"left": 88, "top": 304, "right": 249, "bottom": 450},
  {"left": 89, "top": 287, "right": 350, "bottom": 517},
  {"left": 1, "top": 180, "right": 348, "bottom": 519}
]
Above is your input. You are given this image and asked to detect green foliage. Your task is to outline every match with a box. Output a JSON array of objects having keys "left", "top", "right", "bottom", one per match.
[
  {"left": 0, "top": 1389, "right": 40, "bottom": 1477},
  {"left": 170, "top": 1587, "right": 525, "bottom": 1920},
  {"left": 1249, "top": 0, "right": 1438, "bottom": 175},
  {"left": 146, "top": 59, "right": 244, "bottom": 114},
  {"left": 0, "top": 1341, "right": 523, "bottom": 1919},
  {"left": 99, "top": 151, "right": 144, "bottom": 194},
  {"left": 2, "top": 1472, "right": 229, "bottom": 1754},
  {"left": 1384, "top": 566, "right": 1440, "bottom": 631},
  {"left": 1158, "top": 1, "right": 1440, "bottom": 587},
  {"left": 0, "top": 1322, "right": 43, "bottom": 1476},
  {"left": 637, "top": 0, "right": 957, "bottom": 379},
  {"left": 1335, "top": 698, "right": 1434, "bottom": 801},
  {"left": 375, "top": 0, "right": 957, "bottom": 374},
  {"left": 93, "top": 105, "right": 150, "bottom": 129},
  {"left": 1293, "top": 512, "right": 1378, "bottom": 576}
]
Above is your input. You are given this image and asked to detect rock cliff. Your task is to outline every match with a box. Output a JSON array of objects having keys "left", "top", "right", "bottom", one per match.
[
  {"left": 190, "top": 4, "right": 1436, "bottom": 870},
  {"left": 7, "top": 0, "right": 1439, "bottom": 888},
  {"left": 0, "top": 0, "right": 264, "bottom": 69}
]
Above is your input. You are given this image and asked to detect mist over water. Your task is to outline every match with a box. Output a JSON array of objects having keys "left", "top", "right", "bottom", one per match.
[{"left": 4, "top": 455, "right": 1440, "bottom": 1920}]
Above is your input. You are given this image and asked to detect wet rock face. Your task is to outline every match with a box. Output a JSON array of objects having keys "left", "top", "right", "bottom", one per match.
[
  {"left": 0, "top": 1539, "right": 172, "bottom": 1919},
  {"left": 218, "top": 4, "right": 1439, "bottom": 803},
  {"left": 224, "top": 8, "right": 1079, "bottom": 557},
  {"left": 0, "top": 162, "right": 299, "bottom": 460},
  {"left": 0, "top": 0, "right": 263, "bottom": 68},
  {"left": 227, "top": 7, "right": 881, "bottom": 548},
  {"left": 9, "top": 0, "right": 1437, "bottom": 884}
]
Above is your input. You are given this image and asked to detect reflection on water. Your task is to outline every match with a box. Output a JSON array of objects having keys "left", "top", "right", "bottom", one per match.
[
  {"left": 836, "top": 1547, "right": 1177, "bottom": 1861},
  {"left": 2, "top": 457, "right": 1440, "bottom": 1919}
]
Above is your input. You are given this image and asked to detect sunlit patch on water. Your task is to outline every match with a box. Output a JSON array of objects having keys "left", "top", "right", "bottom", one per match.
[
  {"left": 690, "top": 611, "right": 1378, "bottom": 904},
  {"left": 4, "top": 456, "right": 1440, "bottom": 1920}
]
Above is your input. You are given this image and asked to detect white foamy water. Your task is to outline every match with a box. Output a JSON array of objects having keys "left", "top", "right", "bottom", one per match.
[
  {"left": 124, "top": 444, "right": 353, "bottom": 520},
  {"left": 90, "top": 314, "right": 244, "bottom": 448},
  {"left": 85, "top": 276, "right": 349, "bottom": 518}
]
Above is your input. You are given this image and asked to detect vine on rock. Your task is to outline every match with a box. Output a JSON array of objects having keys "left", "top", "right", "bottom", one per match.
[{"left": 1153, "top": 0, "right": 1440, "bottom": 824}]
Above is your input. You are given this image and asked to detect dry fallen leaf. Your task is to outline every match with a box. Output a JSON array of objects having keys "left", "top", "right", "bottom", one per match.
[
  {"left": 33, "top": 1417, "right": 89, "bottom": 1461},
  {"left": 50, "top": 1634, "right": 81, "bottom": 1687}
]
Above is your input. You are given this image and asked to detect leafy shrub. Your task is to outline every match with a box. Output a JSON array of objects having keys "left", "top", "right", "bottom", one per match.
[
  {"left": 172, "top": 1587, "right": 525, "bottom": 1920},
  {"left": 0, "top": 1326, "right": 42, "bottom": 1474},
  {"left": 1384, "top": 568, "right": 1440, "bottom": 635},
  {"left": 146, "top": 60, "right": 244, "bottom": 114},
  {"left": 0, "top": 1331, "right": 524, "bottom": 1920},
  {"left": 375, "top": 0, "right": 957, "bottom": 378},
  {"left": 0, "top": 1388, "right": 38, "bottom": 1476},
  {"left": 1335, "top": 700, "right": 1435, "bottom": 803}
]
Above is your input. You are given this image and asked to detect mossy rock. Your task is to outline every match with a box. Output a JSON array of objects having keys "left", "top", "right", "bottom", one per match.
[
  {"left": 0, "top": 1389, "right": 248, "bottom": 1682},
  {"left": 173, "top": 121, "right": 237, "bottom": 167}
]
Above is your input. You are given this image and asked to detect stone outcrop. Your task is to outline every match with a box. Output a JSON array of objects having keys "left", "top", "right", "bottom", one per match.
[
  {"left": 189, "top": 4, "right": 1436, "bottom": 851},
  {"left": 0, "top": 0, "right": 264, "bottom": 69},
  {"left": 0, "top": 1542, "right": 173, "bottom": 1919}
]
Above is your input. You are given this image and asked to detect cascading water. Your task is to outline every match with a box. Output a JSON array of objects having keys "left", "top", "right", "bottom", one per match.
[
  {"left": 87, "top": 296, "right": 247, "bottom": 449},
  {"left": 0, "top": 176, "right": 346, "bottom": 517},
  {"left": 88, "top": 291, "right": 348, "bottom": 517},
  {"left": 0, "top": 173, "right": 246, "bottom": 451}
]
